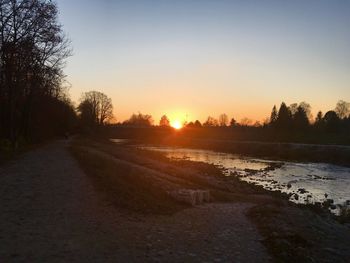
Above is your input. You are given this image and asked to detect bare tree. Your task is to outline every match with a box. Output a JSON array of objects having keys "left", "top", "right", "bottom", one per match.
[
  {"left": 335, "top": 100, "right": 350, "bottom": 119},
  {"left": 98, "top": 93, "right": 113, "bottom": 124},
  {"left": 78, "top": 91, "right": 113, "bottom": 125},
  {"left": 218, "top": 113, "right": 228, "bottom": 127},
  {"left": 240, "top": 117, "right": 253, "bottom": 127},
  {"left": 253, "top": 121, "right": 262, "bottom": 127},
  {"left": 203, "top": 116, "right": 218, "bottom": 127},
  {"left": 0, "top": 0, "right": 72, "bottom": 143}
]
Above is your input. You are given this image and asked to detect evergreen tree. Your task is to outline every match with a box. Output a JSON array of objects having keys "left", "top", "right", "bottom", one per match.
[
  {"left": 275, "top": 102, "right": 292, "bottom": 130},
  {"left": 194, "top": 120, "right": 202, "bottom": 127},
  {"left": 293, "top": 106, "right": 309, "bottom": 130},
  {"left": 269, "top": 105, "right": 278, "bottom": 125}
]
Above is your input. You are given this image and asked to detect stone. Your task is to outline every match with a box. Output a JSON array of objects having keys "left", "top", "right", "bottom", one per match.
[{"left": 168, "top": 189, "right": 211, "bottom": 206}]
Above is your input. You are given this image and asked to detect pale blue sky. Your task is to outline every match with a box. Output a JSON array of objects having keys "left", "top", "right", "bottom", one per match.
[{"left": 57, "top": 0, "right": 350, "bottom": 123}]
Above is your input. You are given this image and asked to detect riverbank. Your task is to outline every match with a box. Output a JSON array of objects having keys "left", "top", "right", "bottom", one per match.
[
  {"left": 71, "top": 137, "right": 350, "bottom": 262},
  {"left": 1, "top": 137, "right": 349, "bottom": 262}
]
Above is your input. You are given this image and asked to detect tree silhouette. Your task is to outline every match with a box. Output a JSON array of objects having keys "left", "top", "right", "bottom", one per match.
[
  {"left": 218, "top": 114, "right": 228, "bottom": 127},
  {"left": 288, "top": 102, "right": 311, "bottom": 119},
  {"left": 298, "top": 102, "right": 312, "bottom": 120},
  {"left": 77, "top": 100, "right": 95, "bottom": 127},
  {"left": 269, "top": 105, "right": 278, "bottom": 125},
  {"left": 315, "top": 111, "right": 323, "bottom": 128},
  {"left": 159, "top": 115, "right": 170, "bottom": 127},
  {"left": 0, "top": 0, "right": 72, "bottom": 144},
  {"left": 230, "top": 117, "right": 237, "bottom": 127},
  {"left": 323, "top": 111, "right": 340, "bottom": 132},
  {"left": 275, "top": 102, "right": 292, "bottom": 130},
  {"left": 240, "top": 117, "right": 253, "bottom": 127},
  {"left": 186, "top": 121, "right": 195, "bottom": 128},
  {"left": 335, "top": 100, "right": 350, "bottom": 119},
  {"left": 203, "top": 116, "right": 218, "bottom": 127},
  {"left": 77, "top": 91, "right": 113, "bottom": 126},
  {"left": 293, "top": 106, "right": 309, "bottom": 130},
  {"left": 289, "top": 103, "right": 298, "bottom": 116},
  {"left": 124, "top": 113, "right": 153, "bottom": 127},
  {"left": 194, "top": 120, "right": 202, "bottom": 127}
]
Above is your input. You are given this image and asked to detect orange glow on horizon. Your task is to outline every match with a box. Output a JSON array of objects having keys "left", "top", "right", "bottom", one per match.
[{"left": 171, "top": 120, "right": 183, "bottom": 130}]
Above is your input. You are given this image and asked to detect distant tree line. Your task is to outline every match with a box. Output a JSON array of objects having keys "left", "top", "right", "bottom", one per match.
[
  {"left": 183, "top": 100, "right": 350, "bottom": 133},
  {"left": 268, "top": 100, "right": 350, "bottom": 133},
  {"left": 117, "top": 100, "right": 350, "bottom": 136},
  {"left": 122, "top": 113, "right": 153, "bottom": 127},
  {"left": 0, "top": 0, "right": 76, "bottom": 146}
]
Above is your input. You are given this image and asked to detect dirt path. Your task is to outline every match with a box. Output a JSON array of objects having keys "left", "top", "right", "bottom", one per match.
[{"left": 0, "top": 140, "right": 271, "bottom": 262}]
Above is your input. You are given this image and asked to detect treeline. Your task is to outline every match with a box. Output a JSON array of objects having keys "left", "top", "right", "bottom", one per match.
[
  {"left": 113, "top": 100, "right": 350, "bottom": 144},
  {"left": 116, "top": 100, "right": 350, "bottom": 132},
  {"left": 268, "top": 101, "right": 350, "bottom": 133},
  {"left": 0, "top": 0, "right": 76, "bottom": 146},
  {"left": 187, "top": 100, "right": 350, "bottom": 132}
]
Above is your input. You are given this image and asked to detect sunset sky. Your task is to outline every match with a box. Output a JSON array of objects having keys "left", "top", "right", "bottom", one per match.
[{"left": 57, "top": 0, "right": 350, "bottom": 124}]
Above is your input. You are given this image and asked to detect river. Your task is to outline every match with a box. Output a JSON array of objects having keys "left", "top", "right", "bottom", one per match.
[{"left": 140, "top": 146, "right": 350, "bottom": 211}]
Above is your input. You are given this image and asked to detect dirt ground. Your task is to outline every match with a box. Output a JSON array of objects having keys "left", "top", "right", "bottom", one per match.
[{"left": 0, "top": 140, "right": 271, "bottom": 262}]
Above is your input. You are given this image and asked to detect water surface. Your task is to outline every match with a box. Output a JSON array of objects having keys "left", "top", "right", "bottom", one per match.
[{"left": 141, "top": 146, "right": 350, "bottom": 210}]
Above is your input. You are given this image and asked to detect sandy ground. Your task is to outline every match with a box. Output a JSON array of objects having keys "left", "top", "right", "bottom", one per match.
[{"left": 0, "top": 140, "right": 271, "bottom": 262}]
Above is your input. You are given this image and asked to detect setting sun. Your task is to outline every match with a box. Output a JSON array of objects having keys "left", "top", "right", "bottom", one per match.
[{"left": 171, "top": 120, "right": 183, "bottom": 130}]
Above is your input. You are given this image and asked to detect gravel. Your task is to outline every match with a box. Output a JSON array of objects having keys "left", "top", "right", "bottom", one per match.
[{"left": 0, "top": 140, "right": 270, "bottom": 262}]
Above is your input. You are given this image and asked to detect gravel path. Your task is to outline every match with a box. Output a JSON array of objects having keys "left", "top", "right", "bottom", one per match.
[{"left": 0, "top": 140, "right": 271, "bottom": 262}]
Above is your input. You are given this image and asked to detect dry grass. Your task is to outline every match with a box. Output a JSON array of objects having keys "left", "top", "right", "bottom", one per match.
[
  {"left": 70, "top": 137, "right": 263, "bottom": 214},
  {"left": 70, "top": 144, "right": 187, "bottom": 215}
]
